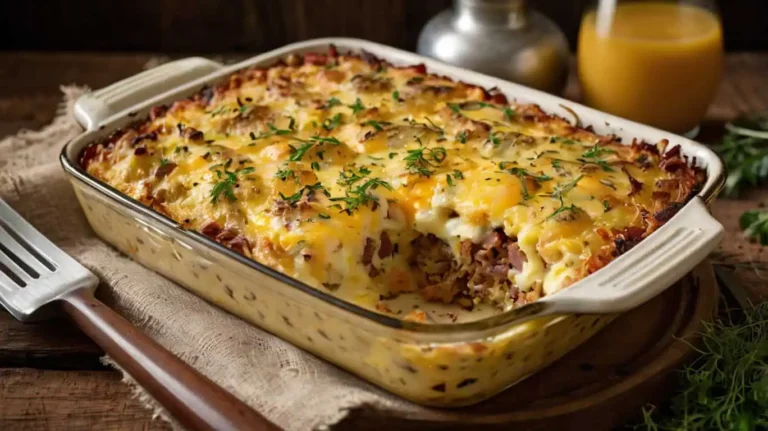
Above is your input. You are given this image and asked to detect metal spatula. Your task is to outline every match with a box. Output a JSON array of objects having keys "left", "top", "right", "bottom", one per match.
[{"left": 0, "top": 199, "right": 279, "bottom": 431}]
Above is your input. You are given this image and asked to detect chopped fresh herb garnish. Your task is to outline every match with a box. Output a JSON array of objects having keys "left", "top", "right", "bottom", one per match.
[
  {"left": 210, "top": 163, "right": 253, "bottom": 203},
  {"left": 603, "top": 200, "right": 611, "bottom": 212},
  {"left": 489, "top": 132, "right": 501, "bottom": 146},
  {"left": 348, "top": 98, "right": 365, "bottom": 115},
  {"left": 288, "top": 142, "right": 314, "bottom": 161},
  {"left": 331, "top": 178, "right": 393, "bottom": 213},
  {"left": 310, "top": 135, "right": 342, "bottom": 145},
  {"left": 368, "top": 155, "right": 384, "bottom": 161},
  {"left": 251, "top": 123, "right": 293, "bottom": 140},
  {"left": 288, "top": 117, "right": 296, "bottom": 130},
  {"left": 446, "top": 170, "right": 464, "bottom": 187},
  {"left": 424, "top": 117, "right": 443, "bottom": 135},
  {"left": 318, "top": 213, "right": 331, "bottom": 219},
  {"left": 337, "top": 166, "right": 372, "bottom": 187},
  {"left": 547, "top": 203, "right": 580, "bottom": 220},
  {"left": 503, "top": 107, "right": 515, "bottom": 121},
  {"left": 275, "top": 168, "right": 295, "bottom": 181},
  {"left": 311, "top": 161, "right": 320, "bottom": 171},
  {"left": 582, "top": 143, "right": 617, "bottom": 159},
  {"left": 498, "top": 164, "right": 552, "bottom": 200},
  {"left": 546, "top": 174, "right": 584, "bottom": 202},
  {"left": 321, "top": 113, "right": 342, "bottom": 131},
  {"left": 160, "top": 158, "right": 170, "bottom": 167},
  {"left": 456, "top": 130, "right": 468, "bottom": 144},
  {"left": 238, "top": 105, "right": 248, "bottom": 113},
  {"left": 392, "top": 91, "right": 402, "bottom": 103},
  {"left": 325, "top": 97, "right": 341, "bottom": 108},
  {"left": 448, "top": 103, "right": 461, "bottom": 115},
  {"left": 459, "top": 101, "right": 492, "bottom": 110},
  {"left": 499, "top": 163, "right": 552, "bottom": 182},
  {"left": 551, "top": 159, "right": 561, "bottom": 169},
  {"left": 279, "top": 183, "right": 329, "bottom": 206},
  {"left": 550, "top": 136, "right": 578, "bottom": 145},
  {"left": 580, "top": 143, "right": 617, "bottom": 172},
  {"left": 364, "top": 120, "right": 385, "bottom": 131},
  {"left": 388, "top": 152, "right": 397, "bottom": 159},
  {"left": 404, "top": 146, "right": 447, "bottom": 177}
]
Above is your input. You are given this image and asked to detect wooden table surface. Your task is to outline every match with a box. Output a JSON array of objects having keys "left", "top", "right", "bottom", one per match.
[{"left": 1, "top": 52, "right": 767, "bottom": 431}]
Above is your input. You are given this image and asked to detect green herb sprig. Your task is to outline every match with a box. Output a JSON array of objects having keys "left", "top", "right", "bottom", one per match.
[
  {"left": 740, "top": 209, "right": 768, "bottom": 245},
  {"left": 404, "top": 145, "right": 447, "bottom": 177},
  {"left": 639, "top": 303, "right": 768, "bottom": 431},
  {"left": 579, "top": 143, "right": 616, "bottom": 172},
  {"left": 331, "top": 178, "right": 392, "bottom": 213},
  {"left": 715, "top": 132, "right": 768, "bottom": 198},
  {"left": 209, "top": 159, "right": 255, "bottom": 203},
  {"left": 498, "top": 163, "right": 552, "bottom": 200}
]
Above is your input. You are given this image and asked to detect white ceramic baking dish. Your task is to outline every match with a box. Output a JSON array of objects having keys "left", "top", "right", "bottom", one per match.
[{"left": 60, "top": 38, "right": 724, "bottom": 406}]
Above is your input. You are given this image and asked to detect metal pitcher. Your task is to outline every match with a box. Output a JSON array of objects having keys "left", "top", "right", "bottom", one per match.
[{"left": 417, "top": 0, "right": 569, "bottom": 95}]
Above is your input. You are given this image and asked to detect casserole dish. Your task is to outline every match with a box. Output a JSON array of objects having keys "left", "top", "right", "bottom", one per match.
[{"left": 61, "top": 38, "right": 724, "bottom": 407}]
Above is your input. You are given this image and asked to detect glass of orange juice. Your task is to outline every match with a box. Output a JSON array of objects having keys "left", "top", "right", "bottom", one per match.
[{"left": 578, "top": 0, "right": 723, "bottom": 136}]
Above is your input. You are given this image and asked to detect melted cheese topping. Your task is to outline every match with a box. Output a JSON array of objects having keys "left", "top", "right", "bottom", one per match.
[{"left": 82, "top": 50, "right": 701, "bottom": 313}]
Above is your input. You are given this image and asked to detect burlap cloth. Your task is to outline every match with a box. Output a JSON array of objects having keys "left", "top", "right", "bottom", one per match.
[
  {"left": 0, "top": 86, "right": 452, "bottom": 430},
  {"left": 2, "top": 82, "right": 767, "bottom": 431}
]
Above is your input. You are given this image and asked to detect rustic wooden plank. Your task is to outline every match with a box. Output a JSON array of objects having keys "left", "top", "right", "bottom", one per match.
[
  {"left": 0, "top": 311, "right": 103, "bottom": 370},
  {"left": 0, "top": 368, "right": 170, "bottom": 431}
]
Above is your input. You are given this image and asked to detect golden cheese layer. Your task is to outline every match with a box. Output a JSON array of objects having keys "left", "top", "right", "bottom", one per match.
[{"left": 81, "top": 47, "right": 703, "bottom": 315}]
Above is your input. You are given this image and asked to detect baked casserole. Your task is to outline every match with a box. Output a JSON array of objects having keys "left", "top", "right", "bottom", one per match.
[{"left": 80, "top": 46, "right": 704, "bottom": 319}]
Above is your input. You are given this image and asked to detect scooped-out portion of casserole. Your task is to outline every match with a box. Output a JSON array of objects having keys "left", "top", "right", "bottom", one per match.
[{"left": 80, "top": 46, "right": 704, "bottom": 318}]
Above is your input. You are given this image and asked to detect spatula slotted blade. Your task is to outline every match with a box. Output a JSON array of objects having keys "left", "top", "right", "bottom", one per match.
[{"left": 0, "top": 200, "right": 97, "bottom": 321}]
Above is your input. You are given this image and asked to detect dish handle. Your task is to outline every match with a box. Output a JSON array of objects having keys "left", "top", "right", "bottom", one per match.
[
  {"left": 74, "top": 57, "right": 223, "bottom": 130},
  {"left": 543, "top": 197, "right": 724, "bottom": 314}
]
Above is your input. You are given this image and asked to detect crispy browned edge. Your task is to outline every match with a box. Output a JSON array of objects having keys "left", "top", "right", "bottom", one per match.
[{"left": 78, "top": 44, "right": 706, "bottom": 287}]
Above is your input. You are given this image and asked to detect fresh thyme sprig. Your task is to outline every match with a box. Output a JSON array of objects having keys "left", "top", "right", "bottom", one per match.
[
  {"left": 330, "top": 178, "right": 392, "bottom": 213},
  {"left": 498, "top": 163, "right": 552, "bottom": 200},
  {"left": 579, "top": 143, "right": 616, "bottom": 172},
  {"left": 404, "top": 144, "right": 447, "bottom": 177},
  {"left": 209, "top": 159, "right": 254, "bottom": 203}
]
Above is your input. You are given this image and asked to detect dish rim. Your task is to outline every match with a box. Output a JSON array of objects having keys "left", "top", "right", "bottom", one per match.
[{"left": 59, "top": 37, "right": 726, "bottom": 335}]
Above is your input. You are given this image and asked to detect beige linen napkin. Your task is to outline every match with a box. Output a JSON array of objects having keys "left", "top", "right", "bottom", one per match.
[{"left": 0, "top": 87, "right": 441, "bottom": 430}]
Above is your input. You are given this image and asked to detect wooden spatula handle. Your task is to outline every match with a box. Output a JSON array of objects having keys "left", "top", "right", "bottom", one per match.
[{"left": 59, "top": 288, "right": 280, "bottom": 431}]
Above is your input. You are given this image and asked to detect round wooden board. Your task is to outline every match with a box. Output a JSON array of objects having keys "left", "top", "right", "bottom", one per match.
[{"left": 338, "top": 261, "right": 718, "bottom": 430}]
